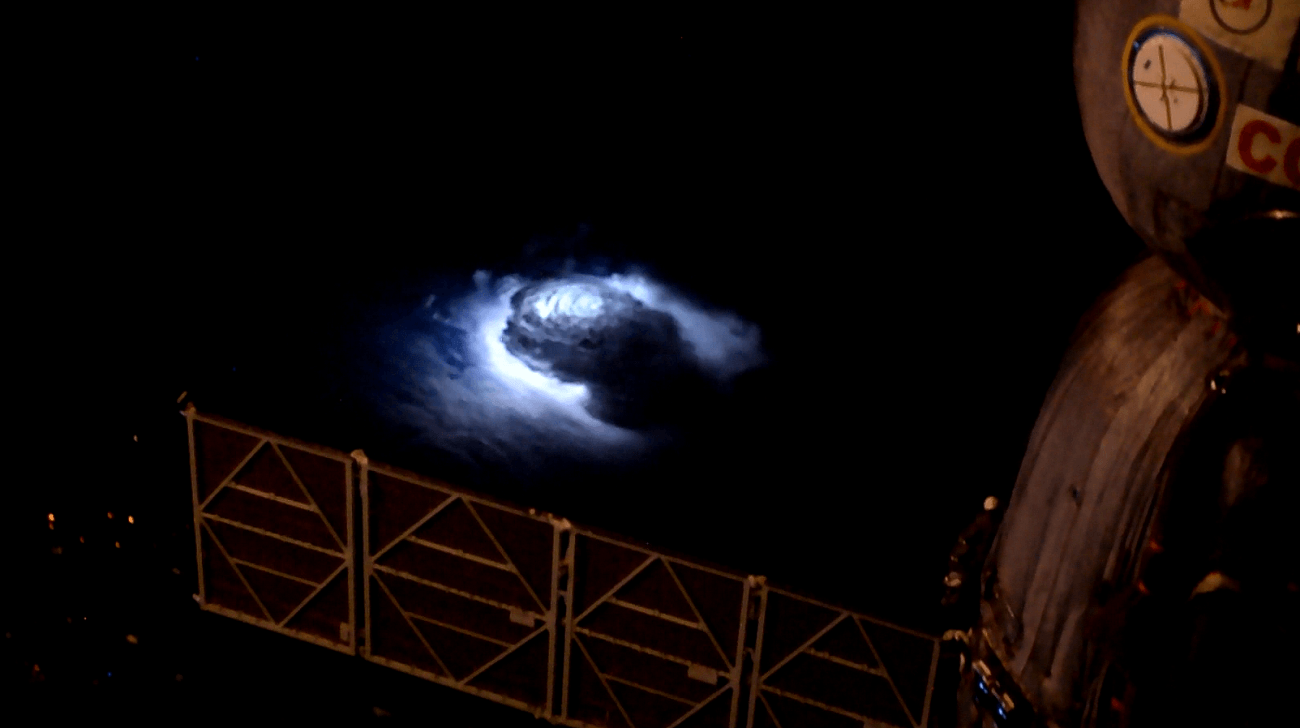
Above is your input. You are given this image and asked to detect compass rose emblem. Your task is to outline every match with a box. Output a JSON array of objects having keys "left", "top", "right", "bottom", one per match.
[
  {"left": 1122, "top": 17, "right": 1225, "bottom": 153},
  {"left": 1130, "top": 32, "right": 1210, "bottom": 135}
]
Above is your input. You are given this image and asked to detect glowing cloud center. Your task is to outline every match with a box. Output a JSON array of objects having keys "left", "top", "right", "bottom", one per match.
[
  {"left": 477, "top": 280, "right": 592, "bottom": 409},
  {"left": 533, "top": 283, "right": 606, "bottom": 320}
]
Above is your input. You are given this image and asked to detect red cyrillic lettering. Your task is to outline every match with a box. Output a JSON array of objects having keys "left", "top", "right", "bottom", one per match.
[
  {"left": 1238, "top": 119, "right": 1281, "bottom": 175},
  {"left": 1284, "top": 136, "right": 1300, "bottom": 186}
]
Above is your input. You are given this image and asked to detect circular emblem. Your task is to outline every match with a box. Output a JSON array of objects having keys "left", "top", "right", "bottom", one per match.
[
  {"left": 1131, "top": 33, "right": 1211, "bottom": 135},
  {"left": 1122, "top": 17, "right": 1226, "bottom": 154},
  {"left": 1210, "top": 0, "right": 1272, "bottom": 35}
]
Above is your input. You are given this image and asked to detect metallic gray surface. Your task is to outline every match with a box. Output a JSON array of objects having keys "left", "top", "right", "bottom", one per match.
[
  {"left": 1075, "top": 0, "right": 1298, "bottom": 311},
  {"left": 972, "top": 256, "right": 1241, "bottom": 725}
]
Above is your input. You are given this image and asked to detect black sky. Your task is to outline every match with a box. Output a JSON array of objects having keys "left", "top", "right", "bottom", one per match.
[{"left": 11, "top": 7, "right": 1147, "bottom": 722}]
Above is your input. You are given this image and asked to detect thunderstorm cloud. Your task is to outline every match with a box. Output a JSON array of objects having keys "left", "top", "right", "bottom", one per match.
[{"left": 356, "top": 264, "right": 764, "bottom": 485}]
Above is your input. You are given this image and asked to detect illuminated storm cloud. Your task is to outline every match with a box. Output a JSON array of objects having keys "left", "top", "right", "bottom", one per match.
[
  {"left": 502, "top": 276, "right": 694, "bottom": 427},
  {"left": 377, "top": 266, "right": 764, "bottom": 477}
]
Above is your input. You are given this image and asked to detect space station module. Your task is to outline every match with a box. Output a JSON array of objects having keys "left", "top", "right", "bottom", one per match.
[{"left": 957, "top": 2, "right": 1298, "bottom": 726}]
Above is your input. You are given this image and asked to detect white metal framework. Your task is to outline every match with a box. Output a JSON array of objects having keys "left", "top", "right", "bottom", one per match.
[
  {"left": 185, "top": 407, "right": 356, "bottom": 654},
  {"left": 747, "top": 587, "right": 938, "bottom": 728},
  {"left": 559, "top": 527, "right": 753, "bottom": 728},
  {"left": 359, "top": 458, "right": 562, "bottom": 719},
  {"left": 186, "top": 408, "right": 938, "bottom": 728}
]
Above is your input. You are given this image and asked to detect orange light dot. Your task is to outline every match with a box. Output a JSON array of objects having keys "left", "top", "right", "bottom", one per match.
[
  {"left": 128, "top": 516, "right": 134, "bottom": 524},
  {"left": 107, "top": 512, "right": 113, "bottom": 519},
  {"left": 48, "top": 513, "right": 54, "bottom": 521},
  {"left": 115, "top": 542, "right": 120, "bottom": 548},
  {"left": 79, "top": 536, "right": 84, "bottom": 543}
]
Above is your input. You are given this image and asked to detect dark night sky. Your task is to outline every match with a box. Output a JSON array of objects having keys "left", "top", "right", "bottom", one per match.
[{"left": 10, "top": 7, "right": 1146, "bottom": 724}]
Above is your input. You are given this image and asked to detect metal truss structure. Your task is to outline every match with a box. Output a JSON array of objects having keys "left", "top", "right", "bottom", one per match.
[
  {"left": 185, "top": 407, "right": 938, "bottom": 728},
  {"left": 748, "top": 588, "right": 939, "bottom": 728},
  {"left": 186, "top": 409, "right": 356, "bottom": 653}
]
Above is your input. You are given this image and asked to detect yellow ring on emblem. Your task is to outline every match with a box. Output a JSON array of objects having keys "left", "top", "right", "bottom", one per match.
[{"left": 1121, "top": 15, "right": 1227, "bottom": 156}]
